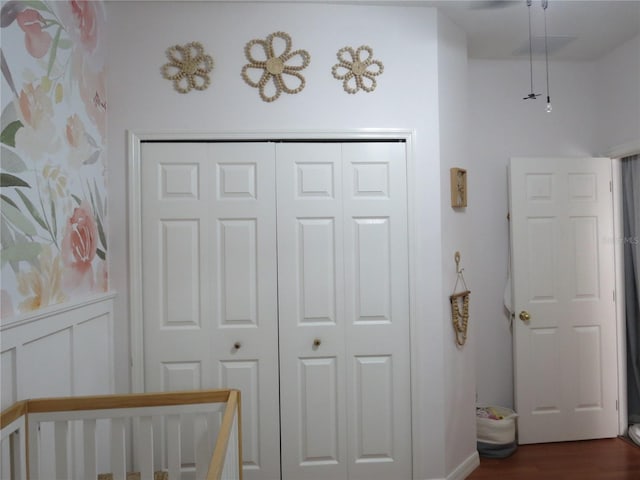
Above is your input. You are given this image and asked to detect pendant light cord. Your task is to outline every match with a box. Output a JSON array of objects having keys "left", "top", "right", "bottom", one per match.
[
  {"left": 523, "top": 0, "right": 539, "bottom": 100},
  {"left": 527, "top": 0, "right": 534, "bottom": 95},
  {"left": 542, "top": 0, "right": 552, "bottom": 111}
]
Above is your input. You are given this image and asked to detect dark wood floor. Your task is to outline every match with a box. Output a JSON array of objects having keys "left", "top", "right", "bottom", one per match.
[{"left": 467, "top": 438, "right": 640, "bottom": 480}]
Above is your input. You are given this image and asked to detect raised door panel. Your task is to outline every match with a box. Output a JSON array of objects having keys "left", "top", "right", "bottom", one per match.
[{"left": 141, "top": 142, "right": 279, "bottom": 480}]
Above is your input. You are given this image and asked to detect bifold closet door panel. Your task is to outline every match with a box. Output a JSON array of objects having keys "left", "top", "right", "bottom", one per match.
[
  {"left": 276, "top": 142, "right": 412, "bottom": 480},
  {"left": 140, "top": 142, "right": 281, "bottom": 480},
  {"left": 277, "top": 143, "right": 349, "bottom": 480},
  {"left": 342, "top": 142, "right": 412, "bottom": 480}
]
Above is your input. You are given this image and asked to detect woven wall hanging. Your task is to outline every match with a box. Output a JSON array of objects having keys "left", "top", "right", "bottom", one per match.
[
  {"left": 450, "top": 251, "right": 471, "bottom": 347},
  {"left": 241, "top": 31, "right": 310, "bottom": 102},
  {"left": 331, "top": 45, "right": 384, "bottom": 94},
  {"left": 161, "top": 42, "right": 214, "bottom": 94}
]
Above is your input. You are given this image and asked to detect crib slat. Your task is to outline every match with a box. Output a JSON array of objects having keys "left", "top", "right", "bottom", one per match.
[
  {"left": 27, "top": 420, "right": 39, "bottom": 480},
  {"left": 221, "top": 417, "right": 238, "bottom": 480},
  {"left": 166, "top": 414, "right": 181, "bottom": 479},
  {"left": 194, "top": 412, "right": 210, "bottom": 480},
  {"left": 110, "top": 417, "right": 127, "bottom": 480},
  {"left": 54, "top": 421, "right": 69, "bottom": 480},
  {"left": 83, "top": 419, "right": 97, "bottom": 478},
  {"left": 138, "top": 415, "right": 154, "bottom": 479}
]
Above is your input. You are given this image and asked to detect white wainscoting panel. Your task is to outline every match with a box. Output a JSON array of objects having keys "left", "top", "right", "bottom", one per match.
[{"left": 0, "top": 293, "right": 116, "bottom": 410}]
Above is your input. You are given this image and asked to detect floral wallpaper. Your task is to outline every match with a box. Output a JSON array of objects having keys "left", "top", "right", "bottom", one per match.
[{"left": 1, "top": 1, "right": 107, "bottom": 320}]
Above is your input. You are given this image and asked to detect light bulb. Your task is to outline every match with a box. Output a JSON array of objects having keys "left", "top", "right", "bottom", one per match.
[{"left": 546, "top": 96, "right": 552, "bottom": 113}]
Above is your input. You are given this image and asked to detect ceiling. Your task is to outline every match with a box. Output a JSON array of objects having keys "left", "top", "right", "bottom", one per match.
[
  {"left": 427, "top": 0, "right": 640, "bottom": 60},
  {"left": 184, "top": 1, "right": 639, "bottom": 61}
]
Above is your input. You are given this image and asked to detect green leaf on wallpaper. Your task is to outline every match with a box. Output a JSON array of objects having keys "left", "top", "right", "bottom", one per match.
[
  {"left": 22, "top": 1, "right": 51, "bottom": 14},
  {"left": 1, "top": 120, "right": 23, "bottom": 148},
  {"left": 97, "top": 215, "right": 107, "bottom": 251},
  {"left": 15, "top": 190, "right": 47, "bottom": 231},
  {"left": 96, "top": 248, "right": 106, "bottom": 261},
  {"left": 71, "top": 194, "right": 82, "bottom": 205},
  {"left": 94, "top": 179, "right": 105, "bottom": 216},
  {"left": 50, "top": 198, "right": 57, "bottom": 237},
  {"left": 1, "top": 194, "right": 18, "bottom": 210},
  {"left": 1, "top": 242, "right": 42, "bottom": 265},
  {"left": 0, "top": 172, "right": 30, "bottom": 188},
  {"left": 84, "top": 150, "right": 101, "bottom": 165},
  {"left": 87, "top": 180, "right": 97, "bottom": 213},
  {"left": 1, "top": 202, "right": 36, "bottom": 236},
  {"left": 57, "top": 38, "right": 73, "bottom": 50},
  {"left": 1, "top": 102, "right": 18, "bottom": 132},
  {"left": 85, "top": 133, "right": 99, "bottom": 149},
  {"left": 1, "top": 215, "right": 14, "bottom": 247},
  {"left": 47, "top": 27, "right": 62, "bottom": 77},
  {"left": 1, "top": 146, "right": 27, "bottom": 173}
]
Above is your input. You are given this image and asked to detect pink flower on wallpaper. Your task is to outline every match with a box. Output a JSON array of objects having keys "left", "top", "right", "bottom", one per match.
[
  {"left": 57, "top": 0, "right": 105, "bottom": 64},
  {"left": 15, "top": 82, "right": 60, "bottom": 160},
  {"left": 16, "top": 9, "right": 52, "bottom": 59},
  {"left": 16, "top": 246, "right": 67, "bottom": 313},
  {"left": 61, "top": 203, "right": 98, "bottom": 291},
  {"left": 59, "top": 1, "right": 100, "bottom": 54},
  {"left": 65, "top": 114, "right": 92, "bottom": 168},
  {"left": 76, "top": 59, "right": 107, "bottom": 139},
  {"left": 57, "top": 1, "right": 107, "bottom": 138}
]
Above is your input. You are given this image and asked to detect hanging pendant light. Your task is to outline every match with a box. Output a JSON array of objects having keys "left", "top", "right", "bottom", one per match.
[
  {"left": 542, "top": 0, "right": 552, "bottom": 112},
  {"left": 523, "top": 0, "right": 540, "bottom": 100}
]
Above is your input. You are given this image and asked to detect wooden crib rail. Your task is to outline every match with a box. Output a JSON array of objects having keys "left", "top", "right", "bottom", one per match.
[{"left": 0, "top": 389, "right": 242, "bottom": 480}]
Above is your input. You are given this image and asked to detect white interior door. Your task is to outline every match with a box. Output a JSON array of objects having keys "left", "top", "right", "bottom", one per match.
[
  {"left": 509, "top": 157, "right": 619, "bottom": 444},
  {"left": 141, "top": 142, "right": 280, "bottom": 480},
  {"left": 277, "top": 142, "right": 412, "bottom": 480}
]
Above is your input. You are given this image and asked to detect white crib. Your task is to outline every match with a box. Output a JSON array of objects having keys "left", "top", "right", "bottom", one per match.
[{"left": 0, "top": 389, "right": 242, "bottom": 480}]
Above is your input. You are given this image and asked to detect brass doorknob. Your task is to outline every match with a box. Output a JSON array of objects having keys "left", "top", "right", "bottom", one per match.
[
  {"left": 313, "top": 338, "right": 321, "bottom": 347},
  {"left": 519, "top": 311, "right": 531, "bottom": 322}
]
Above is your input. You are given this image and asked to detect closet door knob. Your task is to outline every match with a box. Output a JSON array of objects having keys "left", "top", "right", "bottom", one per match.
[
  {"left": 519, "top": 311, "right": 531, "bottom": 322},
  {"left": 233, "top": 341, "right": 242, "bottom": 350},
  {"left": 313, "top": 338, "right": 321, "bottom": 347}
]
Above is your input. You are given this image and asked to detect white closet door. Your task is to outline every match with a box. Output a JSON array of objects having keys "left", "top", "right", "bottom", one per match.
[
  {"left": 277, "top": 143, "right": 348, "bottom": 480},
  {"left": 277, "top": 142, "right": 412, "bottom": 480},
  {"left": 141, "top": 142, "right": 280, "bottom": 480},
  {"left": 342, "top": 142, "right": 412, "bottom": 480}
]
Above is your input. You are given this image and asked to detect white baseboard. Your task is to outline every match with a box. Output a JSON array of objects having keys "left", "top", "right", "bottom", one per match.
[{"left": 446, "top": 450, "right": 480, "bottom": 480}]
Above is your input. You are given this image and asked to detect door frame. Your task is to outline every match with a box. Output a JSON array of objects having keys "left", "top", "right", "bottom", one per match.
[
  {"left": 606, "top": 140, "right": 640, "bottom": 436},
  {"left": 126, "top": 128, "right": 419, "bottom": 471}
]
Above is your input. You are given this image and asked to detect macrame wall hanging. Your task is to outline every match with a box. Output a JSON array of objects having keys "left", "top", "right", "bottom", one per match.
[
  {"left": 241, "top": 31, "right": 311, "bottom": 102},
  {"left": 161, "top": 42, "right": 214, "bottom": 94},
  {"left": 450, "top": 251, "right": 470, "bottom": 347},
  {"left": 331, "top": 45, "right": 384, "bottom": 94}
]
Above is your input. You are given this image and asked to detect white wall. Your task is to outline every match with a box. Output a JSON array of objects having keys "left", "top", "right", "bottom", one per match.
[
  {"left": 437, "top": 12, "right": 479, "bottom": 479},
  {"left": 594, "top": 34, "right": 640, "bottom": 155},
  {"left": 469, "top": 37, "right": 640, "bottom": 411},
  {"left": 106, "top": 2, "right": 461, "bottom": 478},
  {"left": 468, "top": 59, "right": 599, "bottom": 408}
]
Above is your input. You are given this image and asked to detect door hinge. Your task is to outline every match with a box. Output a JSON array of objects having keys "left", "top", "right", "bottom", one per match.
[
  {"left": 616, "top": 400, "right": 619, "bottom": 411},
  {"left": 610, "top": 181, "right": 612, "bottom": 192},
  {"left": 613, "top": 290, "right": 616, "bottom": 302}
]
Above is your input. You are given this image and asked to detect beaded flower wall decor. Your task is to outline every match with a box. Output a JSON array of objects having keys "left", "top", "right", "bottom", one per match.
[
  {"left": 331, "top": 45, "right": 384, "bottom": 94},
  {"left": 161, "top": 42, "right": 214, "bottom": 94},
  {"left": 241, "top": 31, "right": 311, "bottom": 102}
]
